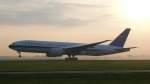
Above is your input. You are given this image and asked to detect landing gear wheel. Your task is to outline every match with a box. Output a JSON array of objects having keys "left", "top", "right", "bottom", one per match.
[
  {"left": 18, "top": 52, "right": 22, "bottom": 58},
  {"left": 19, "top": 54, "right": 22, "bottom": 58},
  {"left": 65, "top": 57, "right": 78, "bottom": 61},
  {"left": 65, "top": 54, "right": 78, "bottom": 61}
]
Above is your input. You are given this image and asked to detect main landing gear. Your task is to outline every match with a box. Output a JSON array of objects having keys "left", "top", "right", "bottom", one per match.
[{"left": 65, "top": 55, "right": 78, "bottom": 61}]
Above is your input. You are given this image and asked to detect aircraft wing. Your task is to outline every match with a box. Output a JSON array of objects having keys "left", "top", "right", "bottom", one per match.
[{"left": 64, "top": 40, "right": 110, "bottom": 54}]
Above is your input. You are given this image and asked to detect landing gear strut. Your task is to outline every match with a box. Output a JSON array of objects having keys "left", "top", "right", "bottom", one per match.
[
  {"left": 65, "top": 55, "right": 78, "bottom": 61},
  {"left": 18, "top": 52, "right": 22, "bottom": 58}
]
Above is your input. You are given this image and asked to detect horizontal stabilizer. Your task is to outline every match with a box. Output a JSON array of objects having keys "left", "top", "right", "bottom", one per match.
[
  {"left": 116, "top": 47, "right": 137, "bottom": 52},
  {"left": 124, "top": 47, "right": 137, "bottom": 50}
]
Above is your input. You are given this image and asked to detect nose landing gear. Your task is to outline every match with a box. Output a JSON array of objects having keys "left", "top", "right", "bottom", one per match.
[{"left": 17, "top": 52, "right": 22, "bottom": 58}]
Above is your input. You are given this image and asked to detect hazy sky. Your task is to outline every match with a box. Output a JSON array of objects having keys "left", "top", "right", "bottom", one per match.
[{"left": 0, "top": 0, "right": 150, "bottom": 58}]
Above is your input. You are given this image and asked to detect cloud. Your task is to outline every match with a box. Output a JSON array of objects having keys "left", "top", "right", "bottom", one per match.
[
  {"left": 0, "top": 0, "right": 49, "bottom": 5},
  {"left": 0, "top": 0, "right": 112, "bottom": 26}
]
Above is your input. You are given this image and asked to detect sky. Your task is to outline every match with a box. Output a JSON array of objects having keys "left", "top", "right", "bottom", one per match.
[{"left": 0, "top": 0, "right": 150, "bottom": 59}]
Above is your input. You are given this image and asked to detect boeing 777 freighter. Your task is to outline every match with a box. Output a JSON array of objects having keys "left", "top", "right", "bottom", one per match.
[{"left": 9, "top": 28, "right": 136, "bottom": 60}]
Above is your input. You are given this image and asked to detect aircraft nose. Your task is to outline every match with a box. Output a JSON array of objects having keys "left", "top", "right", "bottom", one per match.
[{"left": 9, "top": 44, "right": 13, "bottom": 49}]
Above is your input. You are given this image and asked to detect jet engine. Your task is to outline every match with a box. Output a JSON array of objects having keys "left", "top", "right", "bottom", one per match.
[{"left": 46, "top": 48, "right": 64, "bottom": 57}]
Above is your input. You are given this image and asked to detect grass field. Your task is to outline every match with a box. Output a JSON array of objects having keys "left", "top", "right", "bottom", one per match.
[
  {"left": 0, "top": 60, "right": 150, "bottom": 71},
  {"left": 0, "top": 60, "right": 150, "bottom": 84},
  {"left": 1, "top": 72, "right": 150, "bottom": 84}
]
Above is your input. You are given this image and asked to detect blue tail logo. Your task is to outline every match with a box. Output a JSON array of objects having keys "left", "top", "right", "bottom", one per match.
[{"left": 110, "top": 28, "right": 131, "bottom": 47}]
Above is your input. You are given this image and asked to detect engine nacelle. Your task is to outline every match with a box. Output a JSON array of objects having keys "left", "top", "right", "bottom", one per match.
[{"left": 46, "top": 48, "right": 64, "bottom": 57}]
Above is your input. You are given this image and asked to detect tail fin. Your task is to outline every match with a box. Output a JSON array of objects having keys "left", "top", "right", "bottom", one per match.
[{"left": 110, "top": 28, "right": 131, "bottom": 47}]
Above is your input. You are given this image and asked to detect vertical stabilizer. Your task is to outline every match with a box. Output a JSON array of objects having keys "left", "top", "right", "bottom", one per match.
[{"left": 110, "top": 28, "right": 131, "bottom": 47}]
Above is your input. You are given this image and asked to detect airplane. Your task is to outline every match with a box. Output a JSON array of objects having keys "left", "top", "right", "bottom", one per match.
[{"left": 9, "top": 28, "right": 136, "bottom": 60}]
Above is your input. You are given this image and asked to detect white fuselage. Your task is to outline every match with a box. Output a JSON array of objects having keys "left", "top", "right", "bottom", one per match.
[{"left": 9, "top": 40, "right": 129, "bottom": 57}]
